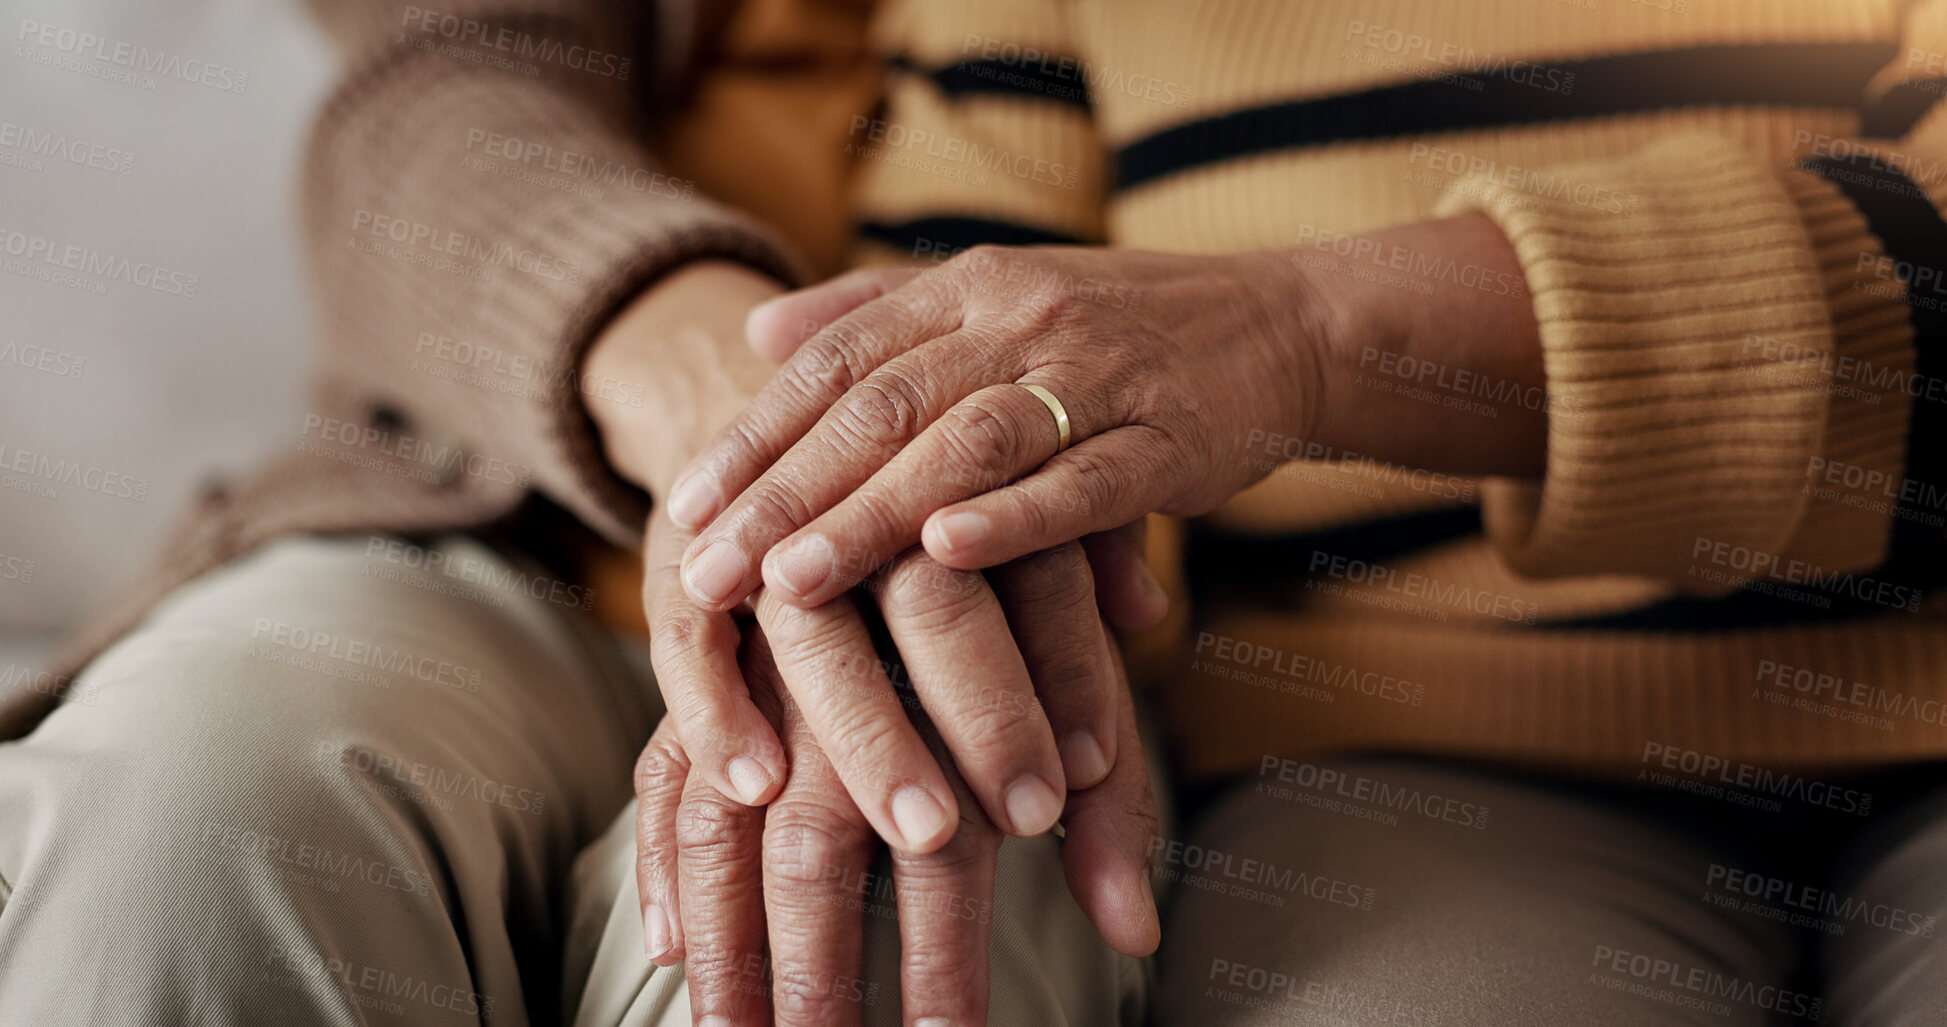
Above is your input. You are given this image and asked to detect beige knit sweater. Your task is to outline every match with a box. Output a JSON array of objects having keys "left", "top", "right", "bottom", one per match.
[
  {"left": 11, "top": 0, "right": 1946, "bottom": 791},
  {"left": 853, "top": 0, "right": 1947, "bottom": 779}
]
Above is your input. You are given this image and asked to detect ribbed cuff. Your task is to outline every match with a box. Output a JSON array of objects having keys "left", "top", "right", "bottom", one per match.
[
  {"left": 1434, "top": 134, "right": 1850, "bottom": 587},
  {"left": 304, "top": 50, "right": 805, "bottom": 548},
  {"left": 1764, "top": 168, "right": 1913, "bottom": 577}
]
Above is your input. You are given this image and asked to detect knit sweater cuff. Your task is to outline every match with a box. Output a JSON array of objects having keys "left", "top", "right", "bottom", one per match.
[
  {"left": 304, "top": 53, "right": 805, "bottom": 548},
  {"left": 1433, "top": 133, "right": 1904, "bottom": 589}
]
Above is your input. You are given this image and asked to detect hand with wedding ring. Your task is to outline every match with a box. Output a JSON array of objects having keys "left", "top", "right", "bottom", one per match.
[
  {"left": 666, "top": 245, "right": 1334, "bottom": 609},
  {"left": 651, "top": 246, "right": 1341, "bottom": 848}
]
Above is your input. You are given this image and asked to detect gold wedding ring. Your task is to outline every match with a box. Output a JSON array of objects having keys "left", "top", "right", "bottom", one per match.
[{"left": 1018, "top": 382, "right": 1071, "bottom": 453}]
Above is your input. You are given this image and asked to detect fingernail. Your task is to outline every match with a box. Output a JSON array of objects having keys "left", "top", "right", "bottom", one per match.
[
  {"left": 1058, "top": 732, "right": 1110, "bottom": 788},
  {"left": 1005, "top": 775, "right": 1063, "bottom": 836},
  {"left": 1140, "top": 872, "right": 1158, "bottom": 924},
  {"left": 932, "top": 510, "right": 990, "bottom": 553},
  {"left": 767, "top": 534, "right": 835, "bottom": 599},
  {"left": 916, "top": 1018, "right": 953, "bottom": 1027},
  {"left": 891, "top": 786, "right": 949, "bottom": 850},
  {"left": 642, "top": 904, "right": 671, "bottom": 959},
  {"left": 697, "top": 1017, "right": 731, "bottom": 1027},
  {"left": 726, "top": 755, "right": 774, "bottom": 805},
  {"left": 665, "top": 471, "right": 721, "bottom": 529},
  {"left": 683, "top": 539, "right": 749, "bottom": 606}
]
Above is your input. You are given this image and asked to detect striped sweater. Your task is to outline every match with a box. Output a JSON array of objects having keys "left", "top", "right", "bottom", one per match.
[{"left": 850, "top": 0, "right": 1947, "bottom": 780}]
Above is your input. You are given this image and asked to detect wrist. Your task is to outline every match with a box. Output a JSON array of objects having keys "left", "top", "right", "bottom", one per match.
[
  {"left": 1246, "top": 245, "right": 1393, "bottom": 461},
  {"left": 584, "top": 260, "right": 786, "bottom": 498},
  {"left": 1275, "top": 214, "right": 1545, "bottom": 479}
]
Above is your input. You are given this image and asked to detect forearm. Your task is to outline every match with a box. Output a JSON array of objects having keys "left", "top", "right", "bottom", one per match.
[{"left": 1298, "top": 213, "right": 1548, "bottom": 481}]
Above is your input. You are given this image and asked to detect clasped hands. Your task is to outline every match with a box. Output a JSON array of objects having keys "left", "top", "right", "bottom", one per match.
[{"left": 590, "top": 217, "right": 1540, "bottom": 1026}]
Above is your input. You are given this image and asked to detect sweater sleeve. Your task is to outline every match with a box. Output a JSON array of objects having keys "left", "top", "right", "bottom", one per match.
[
  {"left": 1433, "top": 3, "right": 1947, "bottom": 594},
  {"left": 299, "top": 0, "right": 805, "bottom": 546}
]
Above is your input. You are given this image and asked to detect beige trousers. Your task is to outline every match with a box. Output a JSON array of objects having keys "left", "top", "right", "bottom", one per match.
[
  {"left": 0, "top": 535, "right": 1145, "bottom": 1025},
  {"left": 8, "top": 533, "right": 1947, "bottom": 1025}
]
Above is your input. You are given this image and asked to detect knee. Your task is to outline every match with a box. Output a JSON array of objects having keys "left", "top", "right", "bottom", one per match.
[{"left": 48, "top": 611, "right": 426, "bottom": 851}]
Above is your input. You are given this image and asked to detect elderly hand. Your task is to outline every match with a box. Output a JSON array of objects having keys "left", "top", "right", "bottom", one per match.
[
  {"left": 641, "top": 494, "right": 1131, "bottom": 855},
  {"left": 586, "top": 261, "right": 1168, "bottom": 850},
  {"left": 663, "top": 214, "right": 1546, "bottom": 613},
  {"left": 633, "top": 593, "right": 1161, "bottom": 1025},
  {"left": 661, "top": 244, "right": 1323, "bottom": 608}
]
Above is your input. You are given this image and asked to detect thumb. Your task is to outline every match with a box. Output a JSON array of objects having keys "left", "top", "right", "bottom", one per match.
[{"left": 745, "top": 265, "right": 926, "bottom": 363}]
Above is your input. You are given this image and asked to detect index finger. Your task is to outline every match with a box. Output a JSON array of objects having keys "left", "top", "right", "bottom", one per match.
[
  {"left": 664, "top": 273, "right": 961, "bottom": 537},
  {"left": 645, "top": 507, "right": 786, "bottom": 807}
]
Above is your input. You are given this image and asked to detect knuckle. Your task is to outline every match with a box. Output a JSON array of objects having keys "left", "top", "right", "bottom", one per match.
[
  {"left": 771, "top": 980, "right": 851, "bottom": 1021},
  {"left": 827, "top": 712, "right": 914, "bottom": 780},
  {"left": 786, "top": 331, "right": 869, "bottom": 401},
  {"left": 700, "top": 418, "right": 768, "bottom": 483},
  {"left": 674, "top": 793, "right": 750, "bottom": 855},
  {"left": 1061, "top": 446, "right": 1126, "bottom": 519},
  {"left": 763, "top": 804, "right": 869, "bottom": 886},
  {"left": 1006, "top": 543, "right": 1093, "bottom": 606},
  {"left": 831, "top": 367, "right": 927, "bottom": 456},
  {"left": 940, "top": 396, "right": 1030, "bottom": 491},
  {"left": 946, "top": 243, "right": 1007, "bottom": 277},
  {"left": 899, "top": 931, "right": 981, "bottom": 982},
  {"left": 635, "top": 845, "right": 674, "bottom": 884},
  {"left": 838, "top": 489, "right": 907, "bottom": 553},
  {"left": 678, "top": 948, "right": 755, "bottom": 992},
  {"left": 1030, "top": 646, "right": 1105, "bottom": 707},
  {"left": 759, "top": 614, "right": 873, "bottom": 692},
  {"left": 900, "top": 934, "right": 986, "bottom": 990},
  {"left": 668, "top": 698, "right": 738, "bottom": 764},
  {"left": 954, "top": 698, "right": 1047, "bottom": 763},
  {"left": 1004, "top": 485, "right": 1064, "bottom": 542},
  {"left": 881, "top": 551, "right": 984, "bottom": 626},
  {"left": 634, "top": 743, "right": 684, "bottom": 797},
  {"left": 647, "top": 607, "right": 714, "bottom": 668},
  {"left": 737, "top": 478, "right": 820, "bottom": 537},
  {"left": 903, "top": 825, "right": 995, "bottom": 880}
]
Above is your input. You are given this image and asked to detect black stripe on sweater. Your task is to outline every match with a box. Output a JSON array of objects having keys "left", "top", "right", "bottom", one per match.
[
  {"left": 888, "top": 54, "right": 1092, "bottom": 110},
  {"left": 1118, "top": 42, "right": 1895, "bottom": 192},
  {"left": 1806, "top": 154, "right": 1947, "bottom": 573},
  {"left": 858, "top": 216, "right": 1088, "bottom": 255},
  {"left": 1861, "top": 78, "right": 1947, "bottom": 138}
]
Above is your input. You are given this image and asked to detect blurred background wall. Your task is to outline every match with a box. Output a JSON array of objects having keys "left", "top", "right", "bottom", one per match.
[{"left": 0, "top": 0, "right": 334, "bottom": 667}]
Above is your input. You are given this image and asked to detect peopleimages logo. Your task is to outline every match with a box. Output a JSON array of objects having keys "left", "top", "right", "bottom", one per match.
[
  {"left": 0, "top": 226, "right": 199, "bottom": 296},
  {"left": 252, "top": 618, "right": 482, "bottom": 693},
  {"left": 1343, "top": 21, "right": 1576, "bottom": 94},
  {"left": 1706, "top": 862, "right": 1936, "bottom": 938},
  {"left": 1755, "top": 659, "right": 1947, "bottom": 729},
  {"left": 348, "top": 209, "right": 582, "bottom": 284},
  {"left": 15, "top": 19, "right": 248, "bottom": 93},
  {"left": 0, "top": 441, "right": 149, "bottom": 501},
  {"left": 400, "top": 5, "right": 631, "bottom": 80},
  {"left": 1689, "top": 536, "right": 1923, "bottom": 613},
  {"left": 1639, "top": 741, "right": 1872, "bottom": 816},
  {"left": 1590, "top": 945, "right": 1820, "bottom": 1021},
  {"left": 0, "top": 121, "right": 135, "bottom": 174},
  {"left": 847, "top": 116, "right": 1082, "bottom": 190}
]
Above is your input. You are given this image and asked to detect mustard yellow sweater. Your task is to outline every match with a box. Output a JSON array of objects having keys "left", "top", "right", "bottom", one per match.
[{"left": 852, "top": 0, "right": 1947, "bottom": 780}]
